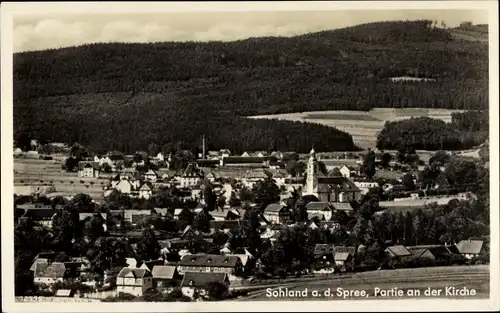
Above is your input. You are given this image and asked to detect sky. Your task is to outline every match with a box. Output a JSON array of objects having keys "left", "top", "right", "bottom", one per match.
[{"left": 13, "top": 9, "right": 489, "bottom": 53}]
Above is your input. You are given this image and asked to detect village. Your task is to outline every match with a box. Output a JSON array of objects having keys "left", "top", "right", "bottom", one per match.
[{"left": 13, "top": 139, "right": 489, "bottom": 302}]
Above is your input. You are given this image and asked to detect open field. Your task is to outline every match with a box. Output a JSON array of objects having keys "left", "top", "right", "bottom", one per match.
[
  {"left": 14, "top": 158, "right": 107, "bottom": 201},
  {"left": 239, "top": 265, "right": 489, "bottom": 301},
  {"left": 247, "top": 108, "right": 465, "bottom": 149}
]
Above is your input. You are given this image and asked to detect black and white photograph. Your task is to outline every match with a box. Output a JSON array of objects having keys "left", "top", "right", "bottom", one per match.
[{"left": 1, "top": 1, "right": 499, "bottom": 312}]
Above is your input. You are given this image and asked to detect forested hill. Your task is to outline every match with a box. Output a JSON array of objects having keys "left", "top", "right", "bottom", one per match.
[{"left": 14, "top": 20, "right": 488, "bottom": 154}]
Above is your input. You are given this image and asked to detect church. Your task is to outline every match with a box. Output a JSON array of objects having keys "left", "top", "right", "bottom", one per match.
[{"left": 303, "top": 148, "right": 362, "bottom": 203}]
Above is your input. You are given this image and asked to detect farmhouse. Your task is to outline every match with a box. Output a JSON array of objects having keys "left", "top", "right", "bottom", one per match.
[
  {"left": 180, "top": 272, "right": 229, "bottom": 299},
  {"left": 306, "top": 202, "right": 334, "bottom": 221},
  {"left": 263, "top": 203, "right": 290, "bottom": 225},
  {"left": 385, "top": 245, "right": 413, "bottom": 263},
  {"left": 455, "top": 239, "right": 485, "bottom": 259},
  {"left": 151, "top": 265, "right": 179, "bottom": 289},
  {"left": 242, "top": 169, "right": 269, "bottom": 188},
  {"left": 144, "top": 169, "right": 158, "bottom": 183},
  {"left": 177, "top": 254, "right": 242, "bottom": 276},
  {"left": 77, "top": 161, "right": 100, "bottom": 178},
  {"left": 116, "top": 267, "right": 153, "bottom": 296}
]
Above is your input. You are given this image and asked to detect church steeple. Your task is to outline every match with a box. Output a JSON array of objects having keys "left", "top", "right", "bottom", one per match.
[{"left": 305, "top": 146, "right": 317, "bottom": 195}]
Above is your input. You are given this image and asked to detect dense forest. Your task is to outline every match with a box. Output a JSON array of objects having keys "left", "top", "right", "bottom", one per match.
[
  {"left": 376, "top": 113, "right": 488, "bottom": 151},
  {"left": 14, "top": 20, "right": 488, "bottom": 153}
]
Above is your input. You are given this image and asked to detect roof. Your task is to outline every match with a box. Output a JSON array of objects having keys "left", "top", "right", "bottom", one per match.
[
  {"left": 151, "top": 265, "right": 177, "bottom": 279},
  {"left": 306, "top": 202, "right": 332, "bottom": 212},
  {"left": 180, "top": 272, "right": 227, "bottom": 288},
  {"left": 79, "top": 212, "right": 107, "bottom": 221},
  {"left": 209, "top": 220, "right": 241, "bottom": 230},
  {"left": 456, "top": 240, "right": 484, "bottom": 255},
  {"left": 264, "top": 203, "right": 287, "bottom": 213},
  {"left": 314, "top": 244, "right": 335, "bottom": 257},
  {"left": 385, "top": 245, "right": 412, "bottom": 257},
  {"left": 317, "top": 177, "right": 360, "bottom": 193},
  {"left": 34, "top": 262, "right": 66, "bottom": 278},
  {"left": 243, "top": 169, "right": 269, "bottom": 179},
  {"left": 334, "top": 246, "right": 356, "bottom": 256},
  {"left": 140, "top": 260, "right": 164, "bottom": 271},
  {"left": 117, "top": 267, "right": 151, "bottom": 278},
  {"left": 331, "top": 202, "right": 354, "bottom": 212},
  {"left": 145, "top": 170, "right": 157, "bottom": 176},
  {"left": 178, "top": 254, "right": 240, "bottom": 268},
  {"left": 55, "top": 289, "right": 73, "bottom": 297},
  {"left": 334, "top": 252, "right": 352, "bottom": 262},
  {"left": 22, "top": 208, "right": 57, "bottom": 220},
  {"left": 139, "top": 184, "right": 152, "bottom": 191},
  {"left": 228, "top": 254, "right": 250, "bottom": 267},
  {"left": 77, "top": 161, "right": 100, "bottom": 171},
  {"left": 407, "top": 248, "right": 429, "bottom": 259},
  {"left": 182, "top": 164, "right": 202, "bottom": 177},
  {"left": 223, "top": 157, "right": 265, "bottom": 164}
]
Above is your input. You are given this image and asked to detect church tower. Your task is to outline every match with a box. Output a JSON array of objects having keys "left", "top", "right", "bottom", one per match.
[{"left": 305, "top": 147, "right": 316, "bottom": 195}]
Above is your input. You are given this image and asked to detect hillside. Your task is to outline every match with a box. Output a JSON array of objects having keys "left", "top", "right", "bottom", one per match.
[{"left": 13, "top": 20, "right": 489, "bottom": 154}]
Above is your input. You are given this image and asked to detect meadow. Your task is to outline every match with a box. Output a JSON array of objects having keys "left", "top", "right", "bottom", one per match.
[{"left": 248, "top": 108, "right": 465, "bottom": 149}]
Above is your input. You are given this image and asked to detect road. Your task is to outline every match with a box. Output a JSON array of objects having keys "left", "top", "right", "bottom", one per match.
[{"left": 236, "top": 265, "right": 489, "bottom": 301}]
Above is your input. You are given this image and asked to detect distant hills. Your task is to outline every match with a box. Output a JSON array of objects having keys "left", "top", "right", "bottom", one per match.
[{"left": 13, "top": 20, "right": 489, "bottom": 154}]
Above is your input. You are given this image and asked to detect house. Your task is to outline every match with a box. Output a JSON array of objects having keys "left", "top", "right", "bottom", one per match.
[
  {"left": 177, "top": 254, "right": 242, "bottom": 276},
  {"left": 19, "top": 208, "right": 58, "bottom": 228},
  {"left": 116, "top": 267, "right": 153, "bottom": 296},
  {"left": 180, "top": 272, "right": 229, "bottom": 299},
  {"left": 77, "top": 161, "right": 100, "bottom": 178},
  {"left": 123, "top": 209, "right": 152, "bottom": 224},
  {"left": 33, "top": 262, "right": 67, "bottom": 285},
  {"left": 241, "top": 152, "right": 250, "bottom": 157},
  {"left": 306, "top": 202, "right": 334, "bottom": 221},
  {"left": 242, "top": 169, "right": 269, "bottom": 188},
  {"left": 138, "top": 183, "right": 153, "bottom": 199},
  {"left": 139, "top": 260, "right": 165, "bottom": 272},
  {"left": 406, "top": 247, "right": 437, "bottom": 262},
  {"left": 339, "top": 165, "right": 352, "bottom": 178},
  {"left": 144, "top": 170, "right": 158, "bottom": 183},
  {"left": 271, "top": 171, "right": 286, "bottom": 186},
  {"left": 209, "top": 220, "right": 241, "bottom": 233},
  {"left": 113, "top": 177, "right": 141, "bottom": 195},
  {"left": 334, "top": 246, "right": 356, "bottom": 271},
  {"left": 385, "top": 245, "right": 413, "bottom": 263},
  {"left": 178, "top": 164, "right": 203, "bottom": 188},
  {"left": 151, "top": 265, "right": 179, "bottom": 289},
  {"left": 263, "top": 203, "right": 290, "bottom": 225},
  {"left": 455, "top": 240, "right": 485, "bottom": 259},
  {"left": 205, "top": 171, "right": 220, "bottom": 183},
  {"left": 353, "top": 179, "right": 380, "bottom": 195}
]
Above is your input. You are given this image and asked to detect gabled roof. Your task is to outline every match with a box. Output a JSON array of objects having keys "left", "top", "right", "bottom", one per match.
[
  {"left": 407, "top": 248, "right": 430, "bottom": 259},
  {"left": 334, "top": 246, "right": 356, "bottom": 256},
  {"left": 117, "top": 267, "right": 151, "bottom": 278},
  {"left": 331, "top": 202, "right": 354, "bottom": 212},
  {"left": 264, "top": 203, "right": 287, "bottom": 213},
  {"left": 78, "top": 161, "right": 100, "bottom": 171},
  {"left": 180, "top": 272, "right": 227, "bottom": 288},
  {"left": 178, "top": 254, "right": 240, "bottom": 268},
  {"left": 385, "top": 245, "right": 412, "bottom": 257},
  {"left": 182, "top": 164, "right": 202, "bottom": 178},
  {"left": 140, "top": 260, "right": 164, "bottom": 271},
  {"left": 209, "top": 220, "right": 241, "bottom": 230},
  {"left": 151, "top": 265, "right": 177, "bottom": 279},
  {"left": 306, "top": 202, "right": 332, "bottom": 212},
  {"left": 145, "top": 169, "right": 157, "bottom": 176},
  {"left": 34, "top": 262, "right": 66, "bottom": 278},
  {"left": 139, "top": 184, "right": 152, "bottom": 191},
  {"left": 79, "top": 212, "right": 107, "bottom": 221},
  {"left": 242, "top": 169, "right": 269, "bottom": 179},
  {"left": 334, "top": 252, "right": 352, "bottom": 262},
  {"left": 314, "top": 244, "right": 335, "bottom": 257},
  {"left": 456, "top": 240, "right": 484, "bottom": 255},
  {"left": 317, "top": 176, "right": 360, "bottom": 193}
]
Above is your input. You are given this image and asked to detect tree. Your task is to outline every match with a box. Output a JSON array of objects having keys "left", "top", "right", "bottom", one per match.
[
  {"left": 478, "top": 141, "right": 489, "bottom": 163},
  {"left": 361, "top": 150, "right": 376, "bottom": 179},
  {"left": 252, "top": 178, "right": 280, "bottom": 208},
  {"left": 70, "top": 193, "right": 94, "bottom": 212},
  {"left": 294, "top": 200, "right": 308, "bottom": 223},
  {"left": 239, "top": 187, "right": 255, "bottom": 203},
  {"left": 136, "top": 228, "right": 160, "bottom": 262},
  {"left": 203, "top": 186, "right": 217, "bottom": 212},
  {"left": 429, "top": 151, "right": 451, "bottom": 166},
  {"left": 148, "top": 143, "right": 159, "bottom": 157},
  {"left": 317, "top": 161, "right": 328, "bottom": 175},
  {"left": 63, "top": 157, "right": 79, "bottom": 172},
  {"left": 402, "top": 174, "right": 416, "bottom": 191},
  {"left": 178, "top": 208, "right": 195, "bottom": 230},
  {"left": 192, "top": 211, "right": 211, "bottom": 233},
  {"left": 380, "top": 153, "right": 392, "bottom": 168},
  {"left": 83, "top": 214, "right": 106, "bottom": 243},
  {"left": 204, "top": 281, "right": 229, "bottom": 300}
]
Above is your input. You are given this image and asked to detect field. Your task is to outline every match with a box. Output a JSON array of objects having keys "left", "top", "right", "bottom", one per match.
[
  {"left": 240, "top": 265, "right": 489, "bottom": 301},
  {"left": 248, "top": 108, "right": 465, "bottom": 150},
  {"left": 14, "top": 157, "right": 108, "bottom": 202}
]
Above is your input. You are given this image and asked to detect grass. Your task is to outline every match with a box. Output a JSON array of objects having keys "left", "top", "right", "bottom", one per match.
[
  {"left": 248, "top": 108, "right": 462, "bottom": 150},
  {"left": 305, "top": 113, "right": 381, "bottom": 121}
]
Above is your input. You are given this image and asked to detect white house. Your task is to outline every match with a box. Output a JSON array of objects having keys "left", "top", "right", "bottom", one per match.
[
  {"left": 138, "top": 184, "right": 153, "bottom": 199},
  {"left": 305, "top": 202, "right": 334, "bottom": 221},
  {"left": 33, "top": 262, "right": 66, "bottom": 285},
  {"left": 263, "top": 203, "right": 290, "bottom": 225},
  {"left": 339, "top": 165, "right": 351, "bottom": 178},
  {"left": 78, "top": 161, "right": 100, "bottom": 178},
  {"left": 116, "top": 268, "right": 153, "bottom": 297},
  {"left": 178, "top": 164, "right": 203, "bottom": 188},
  {"left": 353, "top": 180, "right": 380, "bottom": 195},
  {"left": 144, "top": 170, "right": 158, "bottom": 183}
]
